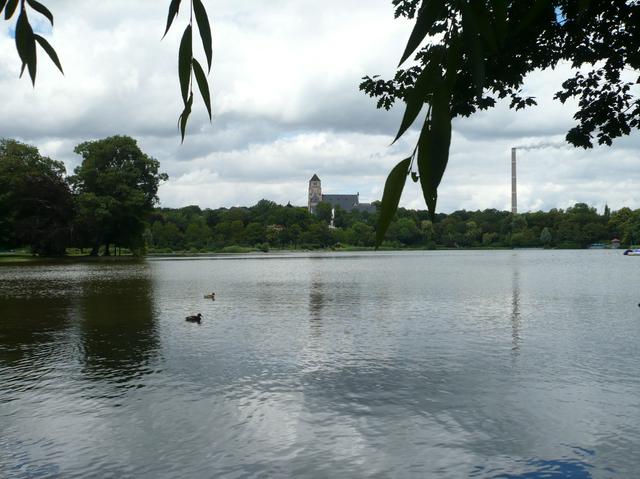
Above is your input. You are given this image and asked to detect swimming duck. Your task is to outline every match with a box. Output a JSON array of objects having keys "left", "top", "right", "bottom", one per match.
[
  {"left": 185, "top": 313, "right": 203, "bottom": 323},
  {"left": 204, "top": 292, "right": 216, "bottom": 300}
]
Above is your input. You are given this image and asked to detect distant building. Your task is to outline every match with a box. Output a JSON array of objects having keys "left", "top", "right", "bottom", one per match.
[
  {"left": 308, "top": 174, "right": 376, "bottom": 214},
  {"left": 611, "top": 238, "right": 620, "bottom": 249}
]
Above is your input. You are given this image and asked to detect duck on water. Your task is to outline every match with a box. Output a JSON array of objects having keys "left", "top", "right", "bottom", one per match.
[{"left": 185, "top": 313, "right": 203, "bottom": 324}]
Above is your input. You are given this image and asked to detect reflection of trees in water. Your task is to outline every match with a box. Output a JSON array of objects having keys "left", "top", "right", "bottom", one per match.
[
  {"left": 78, "top": 272, "right": 159, "bottom": 383},
  {"left": 307, "top": 272, "right": 364, "bottom": 340},
  {"left": 0, "top": 295, "right": 73, "bottom": 366},
  {"left": 309, "top": 278, "right": 324, "bottom": 325}
]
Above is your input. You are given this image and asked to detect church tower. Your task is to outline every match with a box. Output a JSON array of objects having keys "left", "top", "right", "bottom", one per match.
[{"left": 308, "top": 174, "right": 322, "bottom": 213}]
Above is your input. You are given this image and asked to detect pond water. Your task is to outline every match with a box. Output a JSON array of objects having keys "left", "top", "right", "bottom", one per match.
[{"left": 1, "top": 250, "right": 639, "bottom": 478}]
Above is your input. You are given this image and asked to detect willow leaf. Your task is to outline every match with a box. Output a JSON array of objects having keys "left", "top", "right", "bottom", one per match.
[
  {"left": 26, "top": 0, "right": 53, "bottom": 25},
  {"left": 178, "top": 92, "right": 193, "bottom": 143},
  {"left": 162, "top": 0, "right": 181, "bottom": 39},
  {"left": 376, "top": 157, "right": 411, "bottom": 248},
  {"left": 192, "top": 58, "right": 211, "bottom": 120},
  {"left": 418, "top": 82, "right": 452, "bottom": 218},
  {"left": 392, "top": 59, "right": 439, "bottom": 144},
  {"left": 398, "top": 0, "right": 446, "bottom": 66},
  {"left": 4, "top": 0, "right": 18, "bottom": 19},
  {"left": 178, "top": 24, "right": 192, "bottom": 105},
  {"left": 15, "top": 9, "right": 37, "bottom": 85},
  {"left": 0, "top": 0, "right": 8, "bottom": 15},
  {"left": 192, "top": 0, "right": 212, "bottom": 72},
  {"left": 34, "top": 34, "right": 63, "bottom": 74}
]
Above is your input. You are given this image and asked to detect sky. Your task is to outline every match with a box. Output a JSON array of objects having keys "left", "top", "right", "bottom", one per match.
[{"left": 1, "top": 0, "right": 638, "bottom": 213}]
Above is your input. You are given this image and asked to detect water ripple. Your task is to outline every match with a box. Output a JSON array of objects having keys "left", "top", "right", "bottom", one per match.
[{"left": 2, "top": 251, "right": 640, "bottom": 477}]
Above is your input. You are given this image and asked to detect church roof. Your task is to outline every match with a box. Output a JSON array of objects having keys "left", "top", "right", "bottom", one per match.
[
  {"left": 321, "top": 194, "right": 359, "bottom": 211},
  {"left": 310, "top": 174, "right": 320, "bottom": 181}
]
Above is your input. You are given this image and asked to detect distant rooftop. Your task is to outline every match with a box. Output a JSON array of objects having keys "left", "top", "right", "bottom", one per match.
[{"left": 310, "top": 174, "right": 320, "bottom": 182}]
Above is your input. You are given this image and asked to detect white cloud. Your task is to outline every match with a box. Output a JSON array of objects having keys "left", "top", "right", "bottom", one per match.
[{"left": 1, "top": 1, "right": 638, "bottom": 212}]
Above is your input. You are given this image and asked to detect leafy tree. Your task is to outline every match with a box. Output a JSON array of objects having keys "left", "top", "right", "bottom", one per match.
[
  {"left": 284, "top": 224, "right": 303, "bottom": 248},
  {"left": 315, "top": 201, "right": 333, "bottom": 224},
  {"left": 0, "top": 139, "right": 72, "bottom": 255},
  {"left": 164, "top": 222, "right": 185, "bottom": 250},
  {"left": 540, "top": 226, "right": 552, "bottom": 246},
  {"left": 185, "top": 219, "right": 212, "bottom": 249},
  {"left": 345, "top": 222, "right": 376, "bottom": 246},
  {"left": 251, "top": 199, "right": 279, "bottom": 223},
  {"left": 143, "top": 200, "right": 638, "bottom": 251},
  {"left": 421, "top": 219, "right": 435, "bottom": 242},
  {"left": 301, "top": 223, "right": 332, "bottom": 248},
  {"left": 482, "top": 231, "right": 498, "bottom": 246},
  {"left": 229, "top": 219, "right": 245, "bottom": 244},
  {"left": 244, "top": 222, "right": 266, "bottom": 246},
  {"left": 69, "top": 136, "right": 167, "bottom": 255},
  {"left": 388, "top": 217, "right": 423, "bottom": 245},
  {"left": 364, "top": 0, "right": 640, "bottom": 243}
]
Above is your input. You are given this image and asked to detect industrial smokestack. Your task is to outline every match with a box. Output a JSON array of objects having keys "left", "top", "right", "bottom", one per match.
[{"left": 511, "top": 147, "right": 517, "bottom": 214}]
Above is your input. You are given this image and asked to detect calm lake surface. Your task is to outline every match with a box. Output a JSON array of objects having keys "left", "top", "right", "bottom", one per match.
[{"left": 1, "top": 250, "right": 639, "bottom": 478}]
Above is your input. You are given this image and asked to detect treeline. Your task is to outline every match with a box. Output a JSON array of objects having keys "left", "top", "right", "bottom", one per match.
[
  {"left": 147, "top": 200, "right": 640, "bottom": 252},
  {"left": 0, "top": 137, "right": 166, "bottom": 256},
  {"left": 3, "top": 137, "right": 640, "bottom": 256}
]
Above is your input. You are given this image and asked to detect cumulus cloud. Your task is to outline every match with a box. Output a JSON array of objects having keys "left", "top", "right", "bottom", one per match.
[{"left": 0, "top": 0, "right": 638, "bottom": 212}]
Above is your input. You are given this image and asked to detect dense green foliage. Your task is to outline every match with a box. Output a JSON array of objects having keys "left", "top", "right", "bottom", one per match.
[
  {"left": 68, "top": 136, "right": 167, "bottom": 255},
  {"left": 145, "top": 201, "right": 640, "bottom": 252},
  {"left": 0, "top": 137, "right": 166, "bottom": 256},
  {"left": 1, "top": 136, "right": 638, "bottom": 255},
  {"left": 0, "top": 139, "right": 73, "bottom": 255},
  {"left": 363, "top": 0, "right": 640, "bottom": 240}
]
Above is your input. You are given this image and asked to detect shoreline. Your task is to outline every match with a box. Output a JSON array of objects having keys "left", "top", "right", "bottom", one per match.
[{"left": 0, "top": 246, "right": 624, "bottom": 264}]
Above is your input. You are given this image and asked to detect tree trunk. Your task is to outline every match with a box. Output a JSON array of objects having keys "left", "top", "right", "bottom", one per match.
[
  {"left": 90, "top": 245, "right": 99, "bottom": 256},
  {"left": 104, "top": 244, "right": 110, "bottom": 256}
]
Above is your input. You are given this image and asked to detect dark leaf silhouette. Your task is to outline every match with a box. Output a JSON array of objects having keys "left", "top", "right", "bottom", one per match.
[
  {"left": 192, "top": 58, "right": 211, "bottom": 120},
  {"left": 15, "top": 9, "right": 37, "bottom": 85},
  {"left": 193, "top": 0, "right": 213, "bottom": 72},
  {"left": 34, "top": 34, "right": 64, "bottom": 74},
  {"left": 418, "top": 83, "right": 451, "bottom": 218},
  {"left": 398, "top": 0, "right": 446, "bottom": 66},
  {"left": 178, "top": 92, "right": 193, "bottom": 143},
  {"left": 376, "top": 157, "right": 411, "bottom": 247},
  {"left": 4, "top": 0, "right": 18, "bottom": 19},
  {"left": 26, "top": 0, "right": 53, "bottom": 25},
  {"left": 178, "top": 24, "right": 192, "bottom": 105},
  {"left": 163, "top": 0, "right": 181, "bottom": 39},
  {"left": 393, "top": 60, "right": 439, "bottom": 143}
]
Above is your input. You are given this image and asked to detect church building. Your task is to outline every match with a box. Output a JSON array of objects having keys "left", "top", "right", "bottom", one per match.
[{"left": 308, "top": 174, "right": 375, "bottom": 214}]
